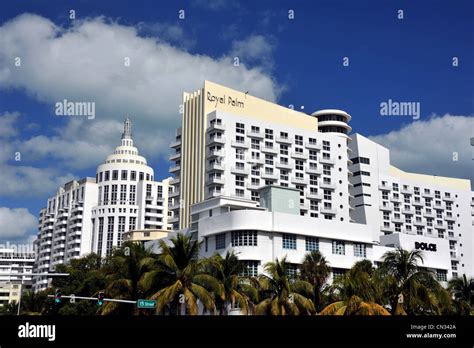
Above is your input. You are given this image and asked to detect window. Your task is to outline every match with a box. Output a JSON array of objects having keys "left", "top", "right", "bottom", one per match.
[
  {"left": 353, "top": 171, "right": 370, "bottom": 177},
  {"left": 324, "top": 190, "right": 331, "bottom": 200},
  {"left": 121, "top": 170, "right": 128, "bottom": 180},
  {"left": 393, "top": 183, "right": 399, "bottom": 191},
  {"left": 280, "top": 131, "right": 288, "bottom": 139},
  {"left": 354, "top": 243, "right": 367, "bottom": 257},
  {"left": 236, "top": 122, "right": 245, "bottom": 134},
  {"left": 112, "top": 170, "right": 119, "bottom": 180},
  {"left": 236, "top": 149, "right": 245, "bottom": 160},
  {"left": 305, "top": 237, "right": 319, "bottom": 251},
  {"left": 332, "top": 268, "right": 346, "bottom": 280},
  {"left": 235, "top": 175, "right": 244, "bottom": 187},
  {"left": 282, "top": 234, "right": 296, "bottom": 249},
  {"left": 240, "top": 261, "right": 259, "bottom": 277},
  {"left": 322, "top": 140, "right": 330, "bottom": 151},
  {"left": 235, "top": 189, "right": 244, "bottom": 197},
  {"left": 111, "top": 185, "right": 118, "bottom": 204},
  {"left": 106, "top": 216, "right": 114, "bottom": 256},
  {"left": 231, "top": 231, "right": 258, "bottom": 246},
  {"left": 251, "top": 125, "right": 260, "bottom": 133},
  {"left": 332, "top": 240, "right": 345, "bottom": 255},
  {"left": 295, "top": 135, "right": 303, "bottom": 146},
  {"left": 416, "top": 226, "right": 423, "bottom": 235},
  {"left": 104, "top": 171, "right": 110, "bottom": 181},
  {"left": 118, "top": 216, "right": 126, "bottom": 246},
  {"left": 131, "top": 171, "right": 136, "bottom": 181},
  {"left": 309, "top": 150, "right": 317, "bottom": 161},
  {"left": 97, "top": 217, "right": 104, "bottom": 253},
  {"left": 120, "top": 185, "right": 127, "bottom": 204},
  {"left": 265, "top": 129, "right": 273, "bottom": 140},
  {"left": 351, "top": 157, "right": 370, "bottom": 165},
  {"left": 280, "top": 145, "right": 288, "bottom": 156},
  {"left": 280, "top": 170, "right": 289, "bottom": 181},
  {"left": 295, "top": 160, "right": 304, "bottom": 171},
  {"left": 436, "top": 269, "right": 447, "bottom": 282},
  {"left": 265, "top": 154, "right": 274, "bottom": 165},
  {"left": 251, "top": 139, "right": 260, "bottom": 150},
  {"left": 323, "top": 165, "right": 331, "bottom": 175},
  {"left": 286, "top": 264, "right": 299, "bottom": 278},
  {"left": 215, "top": 233, "right": 226, "bottom": 250},
  {"left": 129, "top": 185, "right": 136, "bottom": 205}
]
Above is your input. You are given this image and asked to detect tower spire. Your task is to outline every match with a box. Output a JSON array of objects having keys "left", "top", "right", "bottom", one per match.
[{"left": 122, "top": 117, "right": 132, "bottom": 140}]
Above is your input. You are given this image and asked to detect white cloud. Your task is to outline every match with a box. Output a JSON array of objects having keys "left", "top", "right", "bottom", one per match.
[
  {"left": 0, "top": 207, "right": 37, "bottom": 240},
  {"left": 0, "top": 164, "right": 77, "bottom": 197},
  {"left": 230, "top": 34, "right": 276, "bottom": 70},
  {"left": 0, "top": 14, "right": 280, "bottom": 171},
  {"left": 368, "top": 114, "right": 474, "bottom": 181},
  {"left": 0, "top": 111, "right": 20, "bottom": 138}
]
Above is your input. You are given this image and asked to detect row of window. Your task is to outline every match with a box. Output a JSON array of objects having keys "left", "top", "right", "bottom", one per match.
[
  {"left": 96, "top": 170, "right": 153, "bottom": 183},
  {"left": 381, "top": 182, "right": 454, "bottom": 199},
  {"left": 206, "top": 232, "right": 367, "bottom": 258}
]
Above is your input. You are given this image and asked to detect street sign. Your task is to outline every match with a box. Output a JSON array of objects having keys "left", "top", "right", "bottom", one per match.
[{"left": 137, "top": 299, "right": 156, "bottom": 309}]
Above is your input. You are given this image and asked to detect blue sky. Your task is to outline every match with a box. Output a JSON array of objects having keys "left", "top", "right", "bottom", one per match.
[{"left": 0, "top": 0, "right": 473, "bottom": 244}]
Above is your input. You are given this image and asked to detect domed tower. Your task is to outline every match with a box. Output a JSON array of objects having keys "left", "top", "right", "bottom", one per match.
[
  {"left": 92, "top": 118, "right": 155, "bottom": 256},
  {"left": 311, "top": 109, "right": 352, "bottom": 139}
]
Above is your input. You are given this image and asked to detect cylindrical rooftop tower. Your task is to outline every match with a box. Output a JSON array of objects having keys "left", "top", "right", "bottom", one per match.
[{"left": 311, "top": 109, "right": 352, "bottom": 138}]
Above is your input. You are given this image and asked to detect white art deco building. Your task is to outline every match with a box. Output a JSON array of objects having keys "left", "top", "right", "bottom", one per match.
[
  {"left": 33, "top": 119, "right": 173, "bottom": 291},
  {"left": 162, "top": 80, "right": 473, "bottom": 282}
]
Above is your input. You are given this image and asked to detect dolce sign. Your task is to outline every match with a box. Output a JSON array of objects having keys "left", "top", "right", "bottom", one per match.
[
  {"left": 207, "top": 91, "right": 245, "bottom": 109},
  {"left": 415, "top": 242, "right": 437, "bottom": 252}
]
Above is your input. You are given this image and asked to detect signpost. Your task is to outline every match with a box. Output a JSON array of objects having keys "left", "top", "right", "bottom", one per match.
[{"left": 137, "top": 299, "right": 156, "bottom": 309}]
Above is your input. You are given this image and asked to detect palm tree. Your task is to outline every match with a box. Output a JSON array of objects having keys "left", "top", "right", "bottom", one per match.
[
  {"left": 209, "top": 251, "right": 253, "bottom": 315},
  {"left": 254, "top": 257, "right": 315, "bottom": 315},
  {"left": 100, "top": 241, "right": 157, "bottom": 315},
  {"left": 145, "top": 233, "right": 222, "bottom": 315},
  {"left": 319, "top": 295, "right": 390, "bottom": 315},
  {"left": 448, "top": 274, "right": 474, "bottom": 314},
  {"left": 299, "top": 250, "right": 331, "bottom": 311},
  {"left": 379, "top": 248, "right": 437, "bottom": 315},
  {"left": 320, "top": 260, "right": 390, "bottom": 316}
]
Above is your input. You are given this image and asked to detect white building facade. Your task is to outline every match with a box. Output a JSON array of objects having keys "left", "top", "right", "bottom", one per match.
[
  {"left": 33, "top": 118, "right": 173, "bottom": 291},
  {"left": 167, "top": 81, "right": 473, "bottom": 281},
  {"left": 0, "top": 248, "right": 35, "bottom": 306}
]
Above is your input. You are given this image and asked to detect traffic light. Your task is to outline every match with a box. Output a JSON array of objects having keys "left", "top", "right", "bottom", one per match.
[
  {"left": 97, "top": 292, "right": 105, "bottom": 306},
  {"left": 54, "top": 289, "right": 61, "bottom": 304}
]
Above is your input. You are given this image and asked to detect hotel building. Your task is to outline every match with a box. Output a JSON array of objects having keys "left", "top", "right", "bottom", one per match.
[
  {"left": 166, "top": 80, "right": 473, "bottom": 281},
  {"left": 33, "top": 119, "right": 174, "bottom": 291},
  {"left": 0, "top": 248, "right": 35, "bottom": 307}
]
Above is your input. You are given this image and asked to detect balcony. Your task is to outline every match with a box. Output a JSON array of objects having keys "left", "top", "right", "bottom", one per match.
[
  {"left": 401, "top": 187, "right": 414, "bottom": 195},
  {"left": 248, "top": 157, "right": 264, "bottom": 166},
  {"left": 391, "top": 216, "right": 404, "bottom": 224},
  {"left": 435, "top": 222, "right": 447, "bottom": 230},
  {"left": 231, "top": 140, "right": 250, "bottom": 148},
  {"left": 291, "top": 177, "right": 309, "bottom": 185},
  {"left": 422, "top": 191, "right": 434, "bottom": 198},
  {"left": 444, "top": 214, "right": 456, "bottom": 222},
  {"left": 412, "top": 200, "right": 424, "bottom": 206},
  {"left": 306, "top": 192, "right": 323, "bottom": 200},
  {"left": 378, "top": 184, "right": 391, "bottom": 191},
  {"left": 169, "top": 188, "right": 180, "bottom": 198},
  {"left": 305, "top": 142, "right": 321, "bottom": 150},
  {"left": 291, "top": 152, "right": 308, "bottom": 160},
  {"left": 145, "top": 211, "right": 164, "bottom": 219},
  {"left": 320, "top": 182, "right": 336, "bottom": 190},
  {"left": 246, "top": 183, "right": 262, "bottom": 190},
  {"left": 413, "top": 219, "right": 425, "bottom": 226},
  {"left": 169, "top": 165, "right": 181, "bottom": 173},
  {"left": 208, "top": 135, "right": 226, "bottom": 145},
  {"left": 321, "top": 207, "right": 337, "bottom": 215},
  {"left": 246, "top": 130, "right": 264, "bottom": 138},
  {"left": 379, "top": 204, "right": 393, "bottom": 211},
  {"left": 69, "top": 230, "right": 82, "bottom": 237},
  {"left": 381, "top": 225, "right": 394, "bottom": 233},
  {"left": 231, "top": 166, "right": 250, "bottom": 176},
  {"left": 276, "top": 162, "right": 292, "bottom": 170},
  {"left": 170, "top": 177, "right": 180, "bottom": 185},
  {"left": 448, "top": 233, "right": 459, "bottom": 241},
  {"left": 206, "top": 149, "right": 225, "bottom": 158},
  {"left": 450, "top": 252, "right": 460, "bottom": 260},
  {"left": 170, "top": 139, "right": 181, "bottom": 148},
  {"left": 206, "top": 177, "right": 225, "bottom": 185},
  {"left": 70, "top": 222, "right": 83, "bottom": 229},
  {"left": 402, "top": 208, "right": 415, "bottom": 215},
  {"left": 262, "top": 146, "right": 278, "bottom": 154},
  {"left": 275, "top": 136, "right": 292, "bottom": 144},
  {"left": 305, "top": 166, "right": 323, "bottom": 175},
  {"left": 442, "top": 195, "right": 455, "bottom": 202},
  {"left": 390, "top": 195, "right": 401, "bottom": 202},
  {"left": 423, "top": 211, "right": 435, "bottom": 218},
  {"left": 207, "top": 162, "right": 225, "bottom": 172},
  {"left": 433, "top": 202, "right": 446, "bottom": 210},
  {"left": 261, "top": 172, "right": 278, "bottom": 180},
  {"left": 169, "top": 152, "right": 181, "bottom": 161},
  {"left": 207, "top": 123, "right": 226, "bottom": 132},
  {"left": 319, "top": 157, "right": 335, "bottom": 165}
]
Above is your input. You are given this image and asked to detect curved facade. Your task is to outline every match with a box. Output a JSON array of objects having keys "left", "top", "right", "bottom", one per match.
[{"left": 311, "top": 109, "right": 352, "bottom": 137}]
